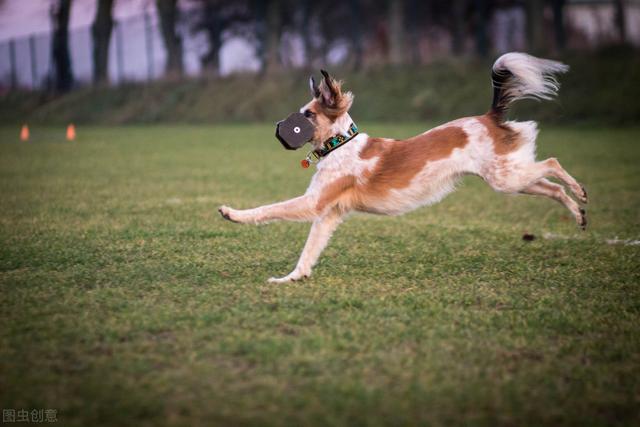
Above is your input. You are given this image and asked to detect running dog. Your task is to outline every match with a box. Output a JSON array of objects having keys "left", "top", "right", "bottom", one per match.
[{"left": 219, "top": 52, "right": 587, "bottom": 283}]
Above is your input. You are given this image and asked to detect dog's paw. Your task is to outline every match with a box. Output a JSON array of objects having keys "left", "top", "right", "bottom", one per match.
[
  {"left": 578, "top": 208, "right": 587, "bottom": 231},
  {"left": 267, "top": 271, "right": 310, "bottom": 284},
  {"left": 578, "top": 184, "right": 588, "bottom": 204},
  {"left": 218, "top": 205, "right": 240, "bottom": 223}
]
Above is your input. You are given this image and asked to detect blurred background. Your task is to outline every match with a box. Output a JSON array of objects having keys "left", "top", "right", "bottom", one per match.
[
  {"left": 0, "top": 0, "right": 638, "bottom": 125},
  {"left": 1, "top": 5, "right": 639, "bottom": 425}
]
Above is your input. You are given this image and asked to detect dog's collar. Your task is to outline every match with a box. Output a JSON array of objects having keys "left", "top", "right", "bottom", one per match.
[{"left": 301, "top": 123, "right": 359, "bottom": 168}]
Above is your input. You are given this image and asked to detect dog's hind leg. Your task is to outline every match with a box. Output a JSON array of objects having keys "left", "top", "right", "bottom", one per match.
[
  {"left": 541, "top": 158, "right": 588, "bottom": 204},
  {"left": 268, "top": 208, "right": 344, "bottom": 283},
  {"left": 520, "top": 178, "right": 587, "bottom": 229},
  {"left": 488, "top": 158, "right": 587, "bottom": 203}
]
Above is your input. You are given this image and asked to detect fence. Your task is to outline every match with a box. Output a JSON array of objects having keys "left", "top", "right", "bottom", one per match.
[
  {"left": 0, "top": 32, "right": 53, "bottom": 90},
  {"left": 0, "top": 12, "right": 207, "bottom": 91}
]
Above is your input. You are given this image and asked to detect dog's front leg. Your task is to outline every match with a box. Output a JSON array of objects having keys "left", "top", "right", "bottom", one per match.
[
  {"left": 219, "top": 195, "right": 317, "bottom": 224},
  {"left": 268, "top": 208, "right": 344, "bottom": 284}
]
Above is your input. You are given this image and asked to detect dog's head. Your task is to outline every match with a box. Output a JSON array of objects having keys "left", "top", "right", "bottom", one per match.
[{"left": 276, "top": 70, "right": 354, "bottom": 151}]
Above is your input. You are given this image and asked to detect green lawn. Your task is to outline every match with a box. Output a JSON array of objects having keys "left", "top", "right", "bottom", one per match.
[{"left": 0, "top": 123, "right": 638, "bottom": 427}]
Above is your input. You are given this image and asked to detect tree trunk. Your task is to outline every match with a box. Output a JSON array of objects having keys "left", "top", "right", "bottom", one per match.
[
  {"left": 51, "top": 0, "right": 74, "bottom": 92},
  {"left": 92, "top": 0, "right": 114, "bottom": 85},
  {"left": 348, "top": 0, "right": 363, "bottom": 70},
  {"left": 526, "top": 0, "right": 545, "bottom": 54},
  {"left": 201, "top": 0, "right": 221, "bottom": 74},
  {"left": 474, "top": 0, "right": 489, "bottom": 57},
  {"left": 452, "top": 0, "right": 465, "bottom": 55},
  {"left": 301, "top": 0, "right": 314, "bottom": 68},
  {"left": 156, "top": 0, "right": 183, "bottom": 77},
  {"left": 614, "top": 0, "right": 627, "bottom": 43},
  {"left": 551, "top": 0, "right": 566, "bottom": 52},
  {"left": 264, "top": 0, "right": 282, "bottom": 73},
  {"left": 389, "top": 0, "right": 405, "bottom": 65}
]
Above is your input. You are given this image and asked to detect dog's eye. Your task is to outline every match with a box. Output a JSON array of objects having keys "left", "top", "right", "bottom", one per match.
[{"left": 304, "top": 109, "right": 315, "bottom": 118}]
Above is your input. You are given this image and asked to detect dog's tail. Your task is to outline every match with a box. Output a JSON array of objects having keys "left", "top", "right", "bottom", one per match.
[{"left": 489, "top": 52, "right": 568, "bottom": 122}]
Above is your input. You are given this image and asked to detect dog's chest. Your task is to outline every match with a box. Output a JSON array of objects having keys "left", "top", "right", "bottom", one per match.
[{"left": 306, "top": 135, "right": 376, "bottom": 192}]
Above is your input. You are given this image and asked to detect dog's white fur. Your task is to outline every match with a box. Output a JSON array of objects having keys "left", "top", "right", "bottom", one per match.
[{"left": 219, "top": 53, "right": 587, "bottom": 283}]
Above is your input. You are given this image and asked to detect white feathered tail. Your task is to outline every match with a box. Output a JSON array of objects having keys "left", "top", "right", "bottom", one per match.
[{"left": 490, "top": 52, "right": 569, "bottom": 121}]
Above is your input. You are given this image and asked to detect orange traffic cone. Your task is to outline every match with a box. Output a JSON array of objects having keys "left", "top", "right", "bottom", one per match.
[
  {"left": 66, "top": 123, "right": 76, "bottom": 141},
  {"left": 20, "top": 124, "right": 29, "bottom": 142}
]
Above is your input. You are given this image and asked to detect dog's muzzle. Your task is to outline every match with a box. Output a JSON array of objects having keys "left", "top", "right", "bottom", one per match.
[{"left": 275, "top": 112, "right": 315, "bottom": 150}]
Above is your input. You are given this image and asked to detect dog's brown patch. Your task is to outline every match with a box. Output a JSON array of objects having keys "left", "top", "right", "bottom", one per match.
[
  {"left": 477, "top": 114, "right": 520, "bottom": 155},
  {"left": 360, "top": 126, "right": 468, "bottom": 194},
  {"left": 315, "top": 126, "right": 469, "bottom": 213}
]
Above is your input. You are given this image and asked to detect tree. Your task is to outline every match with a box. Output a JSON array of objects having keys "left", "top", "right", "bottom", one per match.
[
  {"left": 92, "top": 0, "right": 114, "bottom": 84},
  {"left": 348, "top": 0, "right": 363, "bottom": 69},
  {"left": 526, "top": 0, "right": 545, "bottom": 53},
  {"left": 264, "top": 0, "right": 282, "bottom": 73},
  {"left": 51, "top": 0, "right": 74, "bottom": 92},
  {"left": 311, "top": 0, "right": 366, "bottom": 69},
  {"left": 185, "top": 0, "right": 253, "bottom": 75},
  {"left": 614, "top": 0, "right": 627, "bottom": 44},
  {"left": 388, "top": 0, "right": 406, "bottom": 65},
  {"left": 551, "top": 0, "right": 566, "bottom": 52},
  {"left": 200, "top": 0, "right": 222, "bottom": 73},
  {"left": 252, "top": 0, "right": 282, "bottom": 74},
  {"left": 156, "top": 0, "right": 183, "bottom": 76},
  {"left": 474, "top": 0, "right": 489, "bottom": 57},
  {"left": 451, "top": 0, "right": 466, "bottom": 55},
  {"left": 301, "top": 0, "right": 315, "bottom": 68}
]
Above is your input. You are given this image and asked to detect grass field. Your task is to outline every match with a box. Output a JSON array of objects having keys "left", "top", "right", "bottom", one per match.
[{"left": 0, "top": 123, "right": 639, "bottom": 426}]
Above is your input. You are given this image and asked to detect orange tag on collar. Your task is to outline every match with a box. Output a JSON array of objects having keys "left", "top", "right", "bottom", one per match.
[{"left": 301, "top": 159, "right": 310, "bottom": 168}]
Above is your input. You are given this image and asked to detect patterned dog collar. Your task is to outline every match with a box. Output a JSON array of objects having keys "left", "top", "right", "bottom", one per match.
[{"left": 301, "top": 123, "right": 359, "bottom": 168}]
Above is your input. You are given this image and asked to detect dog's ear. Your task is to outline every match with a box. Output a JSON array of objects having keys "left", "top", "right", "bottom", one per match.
[
  {"left": 309, "top": 76, "right": 320, "bottom": 99},
  {"left": 318, "top": 69, "right": 338, "bottom": 107}
]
